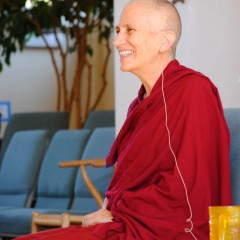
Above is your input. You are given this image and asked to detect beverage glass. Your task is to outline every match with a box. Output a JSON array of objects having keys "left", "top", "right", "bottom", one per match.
[{"left": 209, "top": 206, "right": 240, "bottom": 240}]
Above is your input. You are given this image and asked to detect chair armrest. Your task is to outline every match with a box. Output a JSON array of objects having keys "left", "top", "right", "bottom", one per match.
[
  {"left": 58, "top": 158, "right": 106, "bottom": 168},
  {"left": 59, "top": 158, "right": 106, "bottom": 208}
]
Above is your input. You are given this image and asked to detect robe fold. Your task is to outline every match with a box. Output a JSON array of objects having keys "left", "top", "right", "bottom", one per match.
[{"left": 15, "top": 60, "right": 232, "bottom": 240}]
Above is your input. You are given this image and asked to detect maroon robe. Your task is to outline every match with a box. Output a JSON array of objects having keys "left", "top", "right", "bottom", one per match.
[{"left": 15, "top": 60, "right": 232, "bottom": 240}]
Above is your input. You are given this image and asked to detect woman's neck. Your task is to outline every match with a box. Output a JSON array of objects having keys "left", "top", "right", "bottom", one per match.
[{"left": 139, "top": 59, "right": 170, "bottom": 98}]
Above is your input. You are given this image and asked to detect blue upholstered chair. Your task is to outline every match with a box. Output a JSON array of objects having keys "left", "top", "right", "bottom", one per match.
[
  {"left": 224, "top": 108, "right": 240, "bottom": 205},
  {"left": 0, "top": 111, "right": 69, "bottom": 167},
  {"left": 0, "top": 129, "right": 91, "bottom": 238},
  {"left": 0, "top": 130, "right": 48, "bottom": 208},
  {"left": 0, "top": 113, "right": 2, "bottom": 149},
  {"left": 31, "top": 127, "right": 115, "bottom": 232},
  {"left": 83, "top": 110, "right": 115, "bottom": 130},
  {"left": 70, "top": 127, "right": 115, "bottom": 214},
  {"left": 34, "top": 130, "right": 91, "bottom": 210}
]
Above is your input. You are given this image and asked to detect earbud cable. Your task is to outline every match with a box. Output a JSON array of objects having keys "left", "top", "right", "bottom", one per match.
[{"left": 160, "top": 60, "right": 197, "bottom": 240}]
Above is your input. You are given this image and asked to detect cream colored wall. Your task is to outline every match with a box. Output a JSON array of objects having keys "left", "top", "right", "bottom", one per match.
[
  {"left": 0, "top": 36, "right": 114, "bottom": 137},
  {"left": 87, "top": 33, "right": 115, "bottom": 111},
  {"left": 114, "top": 0, "right": 240, "bottom": 132}
]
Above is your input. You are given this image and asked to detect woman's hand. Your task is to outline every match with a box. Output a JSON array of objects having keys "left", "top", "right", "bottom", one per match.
[{"left": 81, "top": 209, "right": 113, "bottom": 227}]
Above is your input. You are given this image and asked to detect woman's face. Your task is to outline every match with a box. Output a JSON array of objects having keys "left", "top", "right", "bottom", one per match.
[{"left": 114, "top": 2, "right": 164, "bottom": 76}]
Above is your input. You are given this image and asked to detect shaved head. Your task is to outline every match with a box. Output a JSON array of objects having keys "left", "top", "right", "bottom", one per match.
[{"left": 125, "top": 0, "right": 182, "bottom": 57}]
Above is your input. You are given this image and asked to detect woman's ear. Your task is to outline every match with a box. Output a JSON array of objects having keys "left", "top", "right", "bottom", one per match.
[{"left": 159, "top": 31, "right": 176, "bottom": 53}]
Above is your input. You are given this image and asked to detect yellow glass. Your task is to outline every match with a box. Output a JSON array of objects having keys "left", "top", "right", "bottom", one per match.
[{"left": 209, "top": 206, "right": 240, "bottom": 240}]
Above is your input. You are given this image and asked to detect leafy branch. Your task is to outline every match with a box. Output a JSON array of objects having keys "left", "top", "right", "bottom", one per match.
[{"left": 0, "top": 0, "right": 113, "bottom": 128}]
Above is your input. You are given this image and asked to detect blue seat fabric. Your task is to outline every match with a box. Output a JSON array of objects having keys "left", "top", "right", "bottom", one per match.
[
  {"left": 35, "top": 130, "right": 91, "bottom": 209},
  {"left": 83, "top": 110, "right": 115, "bottom": 130},
  {"left": 224, "top": 108, "right": 240, "bottom": 205},
  {"left": 72, "top": 127, "right": 115, "bottom": 213},
  {"left": 0, "top": 130, "right": 48, "bottom": 208}
]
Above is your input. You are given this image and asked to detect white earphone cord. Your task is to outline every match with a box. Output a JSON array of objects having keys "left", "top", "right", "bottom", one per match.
[{"left": 160, "top": 62, "right": 197, "bottom": 240}]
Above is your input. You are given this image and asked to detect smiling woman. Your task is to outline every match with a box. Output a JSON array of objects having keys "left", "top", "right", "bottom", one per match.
[
  {"left": 114, "top": 0, "right": 180, "bottom": 97},
  {"left": 14, "top": 1, "right": 232, "bottom": 239}
]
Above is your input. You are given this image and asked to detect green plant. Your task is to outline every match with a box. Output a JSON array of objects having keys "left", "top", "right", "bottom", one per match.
[{"left": 0, "top": 0, "right": 113, "bottom": 128}]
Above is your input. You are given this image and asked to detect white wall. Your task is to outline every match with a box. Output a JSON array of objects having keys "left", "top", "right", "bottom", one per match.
[
  {"left": 0, "top": 49, "right": 59, "bottom": 137},
  {"left": 114, "top": 0, "right": 141, "bottom": 132},
  {"left": 114, "top": 0, "right": 240, "bottom": 132}
]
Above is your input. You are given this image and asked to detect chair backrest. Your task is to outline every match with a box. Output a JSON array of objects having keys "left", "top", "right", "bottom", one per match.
[
  {"left": 72, "top": 127, "right": 115, "bottom": 214},
  {"left": 224, "top": 108, "right": 240, "bottom": 205},
  {"left": 0, "top": 111, "right": 69, "bottom": 167},
  {"left": 0, "top": 130, "right": 48, "bottom": 207},
  {"left": 0, "top": 113, "right": 2, "bottom": 150},
  {"left": 83, "top": 110, "right": 115, "bottom": 130},
  {"left": 35, "top": 129, "right": 91, "bottom": 210}
]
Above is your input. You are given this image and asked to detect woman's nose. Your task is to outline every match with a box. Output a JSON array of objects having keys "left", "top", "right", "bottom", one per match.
[{"left": 114, "top": 32, "right": 126, "bottom": 48}]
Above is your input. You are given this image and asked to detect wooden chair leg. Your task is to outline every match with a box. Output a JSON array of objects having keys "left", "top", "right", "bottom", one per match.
[
  {"left": 31, "top": 211, "right": 40, "bottom": 233},
  {"left": 61, "top": 213, "right": 70, "bottom": 227}
]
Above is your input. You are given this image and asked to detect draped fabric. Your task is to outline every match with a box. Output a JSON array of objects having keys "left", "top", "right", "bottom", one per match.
[
  {"left": 93, "top": 60, "right": 232, "bottom": 239},
  {"left": 15, "top": 60, "right": 232, "bottom": 240},
  {"left": 15, "top": 225, "right": 117, "bottom": 240}
]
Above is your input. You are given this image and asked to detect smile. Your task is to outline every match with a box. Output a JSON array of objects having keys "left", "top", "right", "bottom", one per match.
[{"left": 119, "top": 50, "right": 134, "bottom": 57}]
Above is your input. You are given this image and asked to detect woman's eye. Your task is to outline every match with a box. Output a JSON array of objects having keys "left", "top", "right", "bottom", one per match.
[
  {"left": 127, "top": 28, "right": 134, "bottom": 34},
  {"left": 115, "top": 27, "right": 134, "bottom": 35}
]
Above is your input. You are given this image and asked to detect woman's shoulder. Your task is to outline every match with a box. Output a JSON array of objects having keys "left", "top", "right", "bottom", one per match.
[{"left": 178, "top": 71, "right": 217, "bottom": 94}]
